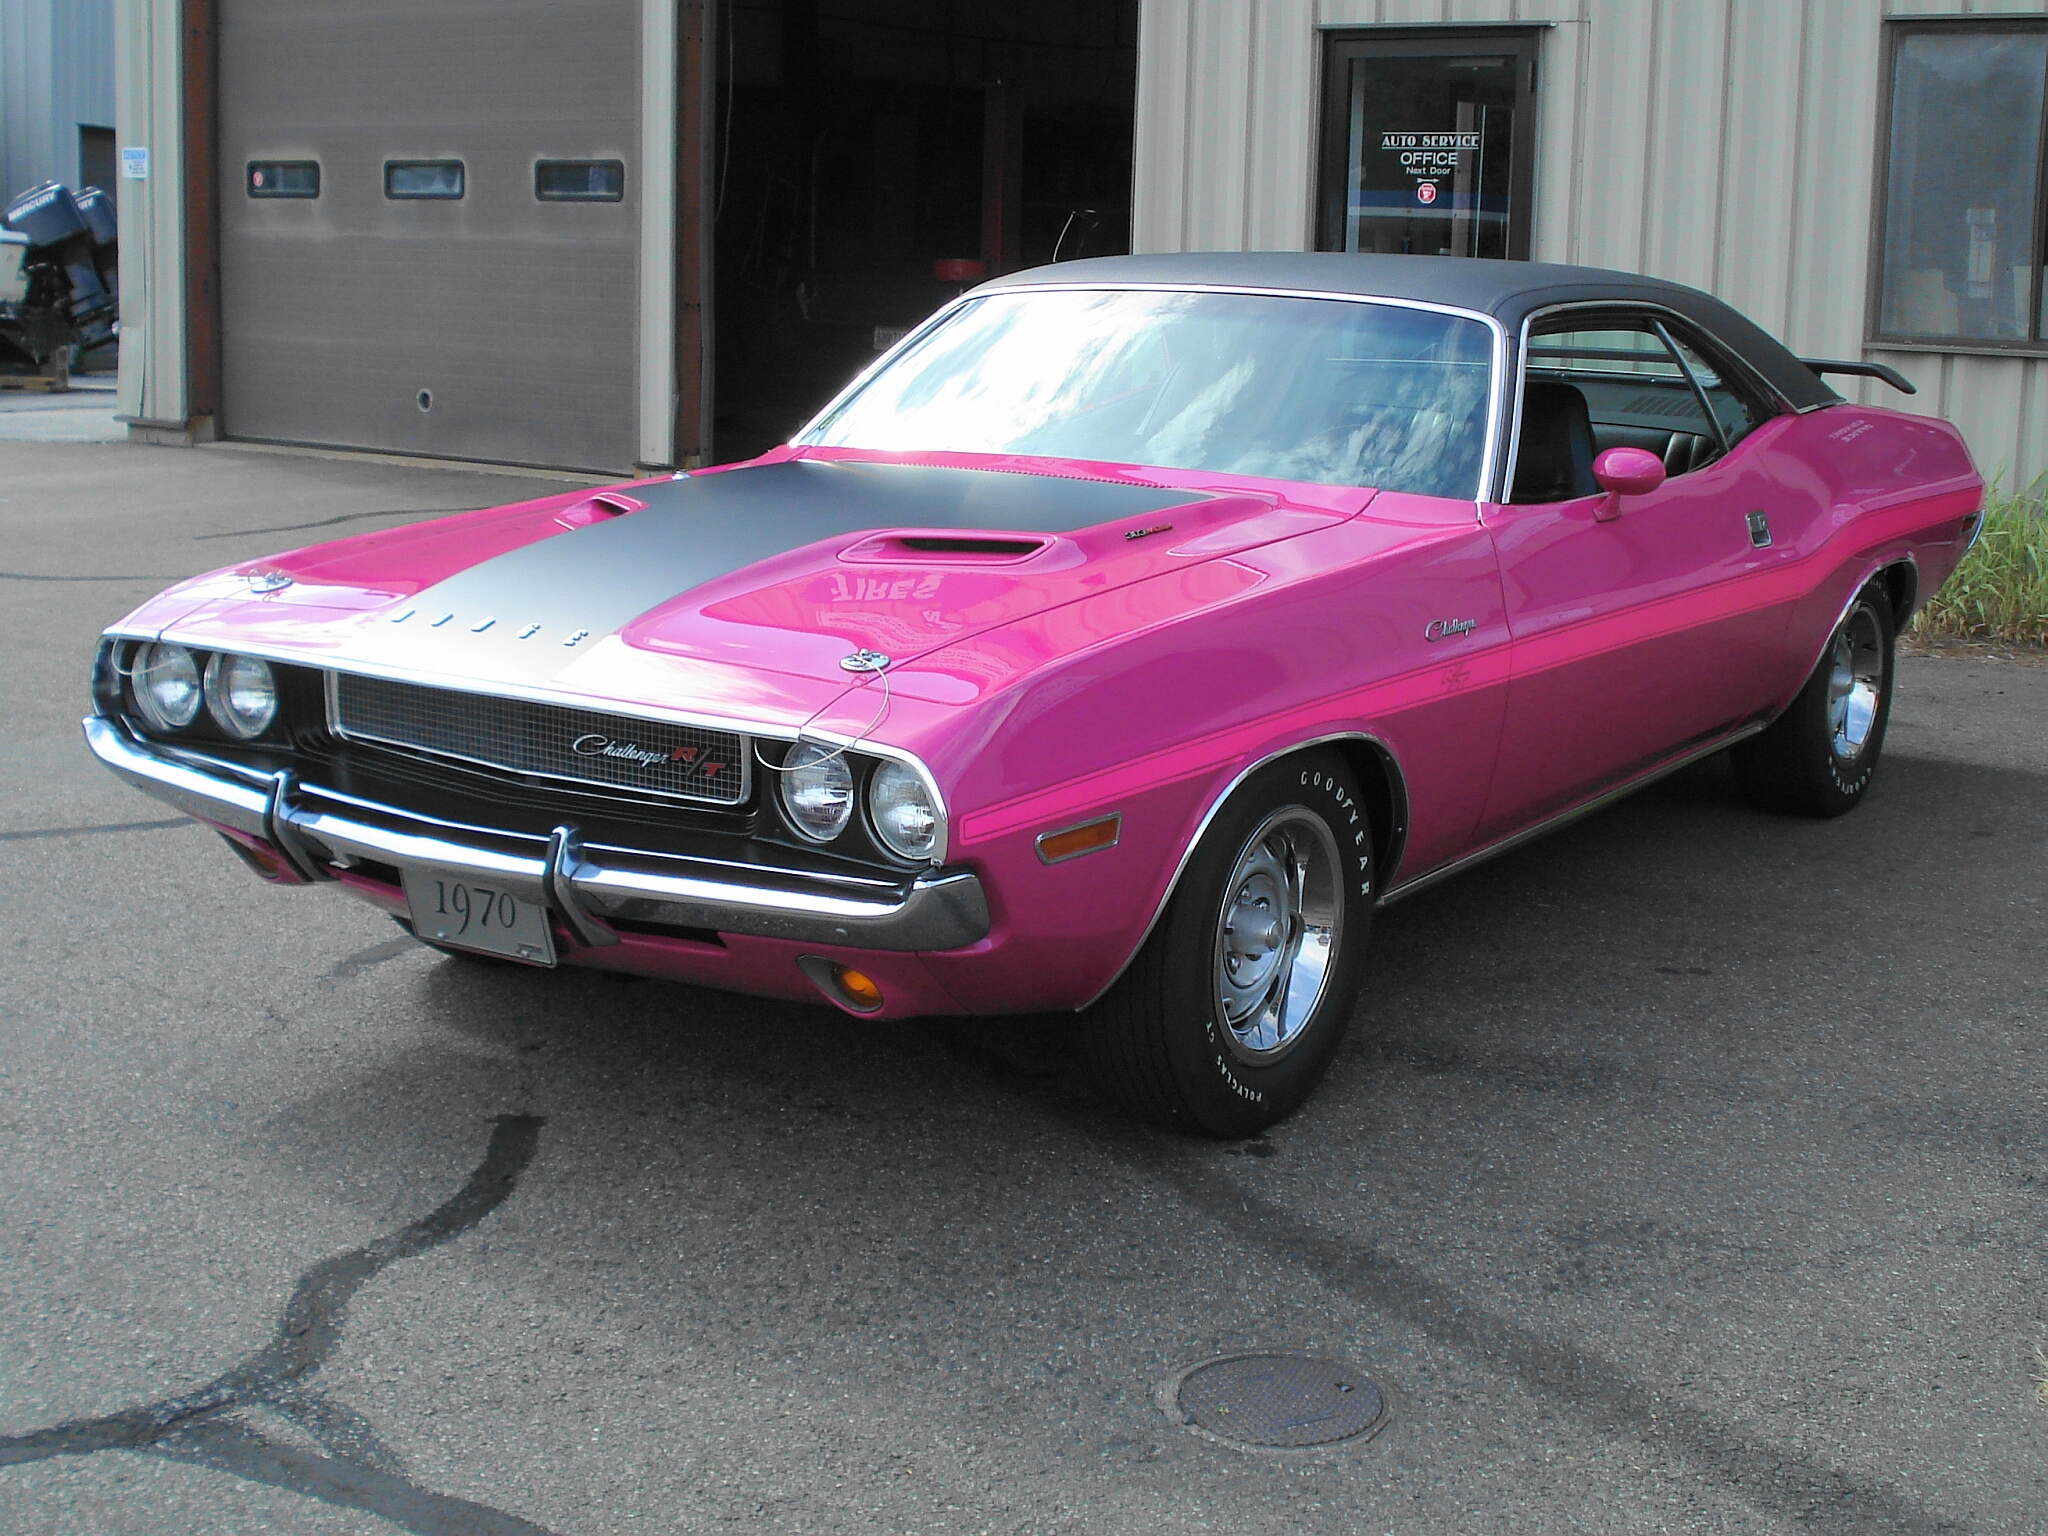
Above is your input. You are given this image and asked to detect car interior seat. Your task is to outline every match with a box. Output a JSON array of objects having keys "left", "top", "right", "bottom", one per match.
[{"left": 1510, "top": 381, "right": 1598, "bottom": 503}]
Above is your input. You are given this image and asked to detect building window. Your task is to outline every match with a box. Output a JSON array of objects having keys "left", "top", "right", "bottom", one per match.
[
  {"left": 1316, "top": 29, "right": 1540, "bottom": 260},
  {"left": 1874, "top": 22, "right": 2048, "bottom": 348},
  {"left": 384, "top": 160, "right": 464, "bottom": 200},
  {"left": 535, "top": 160, "right": 624, "bottom": 202},
  {"left": 247, "top": 161, "right": 319, "bottom": 199}
]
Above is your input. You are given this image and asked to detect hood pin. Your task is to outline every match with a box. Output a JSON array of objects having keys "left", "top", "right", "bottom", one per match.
[
  {"left": 245, "top": 569, "right": 293, "bottom": 594},
  {"left": 840, "top": 650, "right": 891, "bottom": 674}
]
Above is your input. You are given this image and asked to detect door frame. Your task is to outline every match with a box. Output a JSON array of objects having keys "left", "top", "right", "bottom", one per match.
[{"left": 1314, "top": 26, "right": 1543, "bottom": 260}]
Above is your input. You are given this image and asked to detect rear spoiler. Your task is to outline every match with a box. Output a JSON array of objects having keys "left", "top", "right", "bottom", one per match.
[{"left": 1801, "top": 358, "right": 1917, "bottom": 395}]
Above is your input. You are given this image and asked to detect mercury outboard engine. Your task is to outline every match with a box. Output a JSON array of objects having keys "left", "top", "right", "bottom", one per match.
[{"left": 0, "top": 181, "right": 119, "bottom": 368}]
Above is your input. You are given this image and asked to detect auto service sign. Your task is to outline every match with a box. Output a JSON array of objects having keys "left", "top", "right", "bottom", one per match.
[{"left": 1382, "top": 131, "right": 1474, "bottom": 205}]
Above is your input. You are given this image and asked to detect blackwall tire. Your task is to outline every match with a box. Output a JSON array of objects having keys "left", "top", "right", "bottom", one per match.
[
  {"left": 1732, "top": 581, "right": 1896, "bottom": 818},
  {"left": 1085, "top": 750, "right": 1375, "bottom": 1138}
]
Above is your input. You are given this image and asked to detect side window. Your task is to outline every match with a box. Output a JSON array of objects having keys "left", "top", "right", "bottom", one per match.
[
  {"left": 1513, "top": 318, "right": 1715, "bottom": 502},
  {"left": 1661, "top": 328, "right": 1772, "bottom": 452}
]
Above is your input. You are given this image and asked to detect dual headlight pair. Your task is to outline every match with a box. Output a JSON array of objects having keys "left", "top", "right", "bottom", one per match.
[
  {"left": 779, "top": 742, "right": 941, "bottom": 863},
  {"left": 128, "top": 643, "right": 279, "bottom": 740}
]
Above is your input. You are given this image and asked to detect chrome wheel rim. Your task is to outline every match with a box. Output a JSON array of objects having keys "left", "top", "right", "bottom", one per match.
[
  {"left": 1826, "top": 605, "right": 1884, "bottom": 763},
  {"left": 1212, "top": 808, "right": 1343, "bottom": 1061}
]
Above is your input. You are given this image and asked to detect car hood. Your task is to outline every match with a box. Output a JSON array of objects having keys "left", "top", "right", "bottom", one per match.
[{"left": 131, "top": 452, "right": 1356, "bottom": 730}]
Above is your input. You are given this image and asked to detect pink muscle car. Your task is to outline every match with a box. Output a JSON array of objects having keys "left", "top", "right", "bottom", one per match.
[{"left": 87, "top": 255, "right": 1983, "bottom": 1136}]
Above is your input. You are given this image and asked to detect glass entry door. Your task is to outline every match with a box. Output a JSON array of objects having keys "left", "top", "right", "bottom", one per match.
[{"left": 1317, "top": 31, "right": 1539, "bottom": 260}]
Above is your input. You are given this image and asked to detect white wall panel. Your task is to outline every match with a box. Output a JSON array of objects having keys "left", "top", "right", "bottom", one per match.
[
  {"left": 1245, "top": 0, "right": 1319, "bottom": 248},
  {"left": 1523, "top": 2, "right": 1585, "bottom": 264},
  {"left": 1718, "top": 0, "right": 1805, "bottom": 334},
  {"left": 1136, "top": 0, "right": 2045, "bottom": 489},
  {"left": 1944, "top": 355, "right": 2029, "bottom": 484},
  {"left": 2016, "top": 361, "right": 2046, "bottom": 490},
  {"left": 1569, "top": 2, "right": 1655, "bottom": 271},
  {"left": 113, "top": 0, "right": 185, "bottom": 430},
  {"left": 1183, "top": 0, "right": 1254, "bottom": 248},
  {"left": 1785, "top": 0, "right": 1883, "bottom": 362},
  {"left": 1131, "top": 0, "right": 1194, "bottom": 250}
]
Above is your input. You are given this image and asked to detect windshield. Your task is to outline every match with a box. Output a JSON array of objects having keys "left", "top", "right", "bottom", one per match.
[{"left": 800, "top": 288, "right": 1496, "bottom": 498}]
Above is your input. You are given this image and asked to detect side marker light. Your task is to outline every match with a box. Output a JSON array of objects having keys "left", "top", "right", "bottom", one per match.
[
  {"left": 1036, "top": 813, "right": 1121, "bottom": 865},
  {"left": 797, "top": 955, "right": 885, "bottom": 1014}
]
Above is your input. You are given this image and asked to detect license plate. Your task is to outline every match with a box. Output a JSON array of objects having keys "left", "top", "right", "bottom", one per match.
[{"left": 401, "top": 866, "right": 556, "bottom": 966}]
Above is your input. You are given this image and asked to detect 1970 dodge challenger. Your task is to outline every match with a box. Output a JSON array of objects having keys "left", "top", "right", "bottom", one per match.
[{"left": 86, "top": 254, "right": 1983, "bottom": 1136}]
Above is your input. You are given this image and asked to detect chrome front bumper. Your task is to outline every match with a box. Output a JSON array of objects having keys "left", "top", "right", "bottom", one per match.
[{"left": 81, "top": 715, "right": 991, "bottom": 952}]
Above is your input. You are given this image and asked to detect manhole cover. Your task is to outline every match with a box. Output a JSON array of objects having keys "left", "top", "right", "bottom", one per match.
[{"left": 1162, "top": 1351, "right": 1389, "bottom": 1450}]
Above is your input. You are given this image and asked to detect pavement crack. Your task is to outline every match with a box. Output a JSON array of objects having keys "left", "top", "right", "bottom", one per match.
[
  {"left": 1158, "top": 1155, "right": 1963, "bottom": 1535},
  {"left": 0, "top": 818, "right": 192, "bottom": 842},
  {"left": 0, "top": 571, "right": 181, "bottom": 582},
  {"left": 0, "top": 1115, "right": 556, "bottom": 1536}
]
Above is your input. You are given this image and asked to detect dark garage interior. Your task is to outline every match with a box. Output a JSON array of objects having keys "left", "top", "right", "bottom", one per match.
[{"left": 709, "top": 0, "right": 1138, "bottom": 463}]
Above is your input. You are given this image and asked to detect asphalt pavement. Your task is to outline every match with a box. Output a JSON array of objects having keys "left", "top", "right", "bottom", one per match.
[{"left": 1, "top": 429, "right": 2043, "bottom": 1534}]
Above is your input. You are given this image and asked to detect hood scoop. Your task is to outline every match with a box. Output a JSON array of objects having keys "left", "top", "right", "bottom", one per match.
[
  {"left": 555, "top": 490, "right": 647, "bottom": 530},
  {"left": 840, "top": 532, "right": 1049, "bottom": 564}
]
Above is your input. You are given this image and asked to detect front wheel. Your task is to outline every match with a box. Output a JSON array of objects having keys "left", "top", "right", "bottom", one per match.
[
  {"left": 1732, "top": 580, "right": 1895, "bottom": 817},
  {"left": 1085, "top": 750, "right": 1375, "bottom": 1137}
]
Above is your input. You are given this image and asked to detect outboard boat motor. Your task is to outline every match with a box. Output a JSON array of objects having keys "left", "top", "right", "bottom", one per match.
[
  {"left": 0, "top": 181, "right": 119, "bottom": 368},
  {"left": 71, "top": 184, "right": 120, "bottom": 293}
]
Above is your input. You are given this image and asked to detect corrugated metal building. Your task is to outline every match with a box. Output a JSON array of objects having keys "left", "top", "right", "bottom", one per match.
[
  {"left": 110, "top": 0, "right": 1135, "bottom": 472},
  {"left": 1, "top": 0, "right": 116, "bottom": 207},
  {"left": 109, "top": 2, "right": 2048, "bottom": 487},
  {"left": 1134, "top": 0, "right": 2048, "bottom": 493}
]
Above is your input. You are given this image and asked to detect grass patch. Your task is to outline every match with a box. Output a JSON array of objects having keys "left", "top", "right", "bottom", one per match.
[{"left": 1913, "top": 479, "right": 2048, "bottom": 648}]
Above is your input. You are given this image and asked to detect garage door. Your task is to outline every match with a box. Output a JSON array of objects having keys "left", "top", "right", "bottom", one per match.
[{"left": 217, "top": 0, "right": 639, "bottom": 473}]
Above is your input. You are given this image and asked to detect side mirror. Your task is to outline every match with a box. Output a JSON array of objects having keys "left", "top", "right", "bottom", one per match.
[{"left": 1591, "top": 446, "right": 1666, "bottom": 522}]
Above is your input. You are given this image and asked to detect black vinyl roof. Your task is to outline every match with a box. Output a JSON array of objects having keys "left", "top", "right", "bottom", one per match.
[{"left": 984, "top": 252, "right": 1840, "bottom": 412}]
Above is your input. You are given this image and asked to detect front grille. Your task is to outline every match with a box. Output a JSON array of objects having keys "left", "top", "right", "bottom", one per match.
[{"left": 329, "top": 672, "right": 750, "bottom": 806}]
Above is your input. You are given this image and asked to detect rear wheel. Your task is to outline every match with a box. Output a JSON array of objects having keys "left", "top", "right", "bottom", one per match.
[
  {"left": 1732, "top": 581, "right": 1895, "bottom": 817},
  {"left": 1086, "top": 751, "right": 1375, "bottom": 1137}
]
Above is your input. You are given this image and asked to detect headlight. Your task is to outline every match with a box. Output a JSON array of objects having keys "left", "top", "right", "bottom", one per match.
[
  {"left": 204, "top": 652, "right": 279, "bottom": 739},
  {"left": 868, "top": 760, "right": 940, "bottom": 861},
  {"left": 132, "top": 644, "right": 202, "bottom": 730},
  {"left": 778, "top": 741, "right": 854, "bottom": 842}
]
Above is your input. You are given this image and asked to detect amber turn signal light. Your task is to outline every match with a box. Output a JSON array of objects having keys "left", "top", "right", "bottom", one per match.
[
  {"left": 797, "top": 955, "right": 885, "bottom": 1014},
  {"left": 1035, "top": 813, "right": 1120, "bottom": 865},
  {"left": 835, "top": 967, "right": 883, "bottom": 1009}
]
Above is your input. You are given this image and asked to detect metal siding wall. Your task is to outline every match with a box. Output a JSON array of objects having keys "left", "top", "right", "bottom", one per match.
[
  {"left": 0, "top": 0, "right": 109, "bottom": 199},
  {"left": 1132, "top": 0, "right": 1194, "bottom": 250},
  {"left": 1136, "top": 0, "right": 2048, "bottom": 488},
  {"left": 1786, "top": 1, "right": 1883, "bottom": 363},
  {"left": 1560, "top": 3, "right": 1651, "bottom": 271},
  {"left": 1521, "top": 0, "right": 1585, "bottom": 266},
  {"left": 1245, "top": 0, "right": 1318, "bottom": 249},
  {"left": 1185, "top": 1, "right": 1255, "bottom": 247}
]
